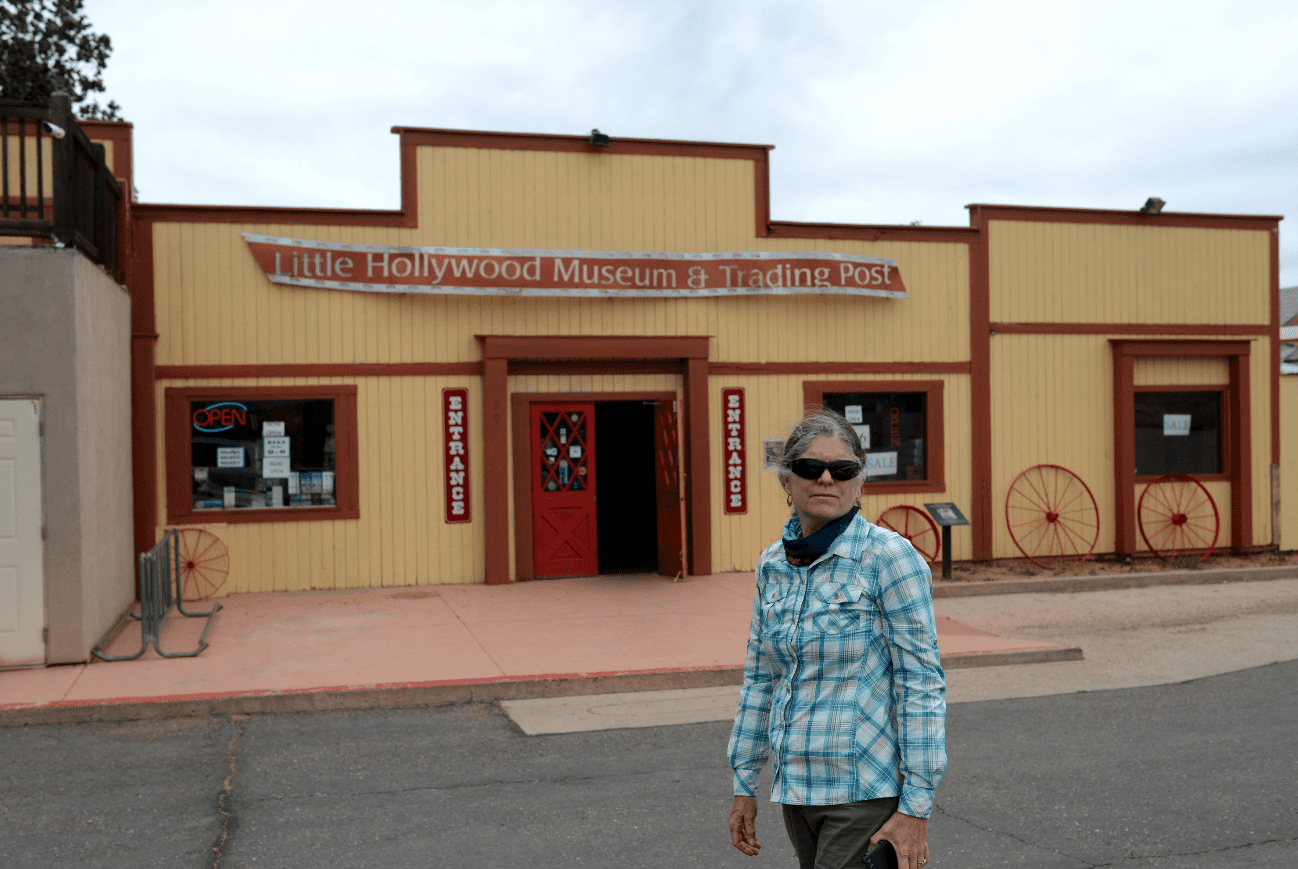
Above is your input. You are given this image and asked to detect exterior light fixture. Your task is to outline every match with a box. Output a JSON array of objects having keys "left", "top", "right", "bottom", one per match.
[
  {"left": 588, "top": 128, "right": 610, "bottom": 148},
  {"left": 1140, "top": 197, "right": 1165, "bottom": 215}
]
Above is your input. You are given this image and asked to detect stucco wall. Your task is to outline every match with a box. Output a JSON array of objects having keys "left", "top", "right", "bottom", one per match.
[
  {"left": 73, "top": 253, "right": 135, "bottom": 656},
  {"left": 0, "top": 247, "right": 133, "bottom": 663}
]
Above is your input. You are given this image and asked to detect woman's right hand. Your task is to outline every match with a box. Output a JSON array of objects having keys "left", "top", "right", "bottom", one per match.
[{"left": 729, "top": 795, "right": 761, "bottom": 856}]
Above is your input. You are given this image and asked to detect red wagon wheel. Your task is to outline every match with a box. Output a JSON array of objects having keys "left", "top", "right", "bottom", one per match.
[
  {"left": 1138, "top": 473, "right": 1219, "bottom": 562},
  {"left": 176, "top": 529, "right": 229, "bottom": 600},
  {"left": 1005, "top": 464, "right": 1100, "bottom": 569},
  {"left": 877, "top": 505, "right": 941, "bottom": 564}
]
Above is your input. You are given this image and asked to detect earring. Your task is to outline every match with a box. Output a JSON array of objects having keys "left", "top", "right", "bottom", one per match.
[{"left": 786, "top": 493, "right": 793, "bottom": 507}]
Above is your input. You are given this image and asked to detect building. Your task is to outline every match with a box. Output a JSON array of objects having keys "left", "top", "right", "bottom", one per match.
[{"left": 2, "top": 112, "right": 1287, "bottom": 665}]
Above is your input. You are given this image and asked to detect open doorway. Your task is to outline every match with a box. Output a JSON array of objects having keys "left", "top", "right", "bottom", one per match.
[
  {"left": 594, "top": 401, "right": 657, "bottom": 573},
  {"left": 516, "top": 390, "right": 683, "bottom": 580}
]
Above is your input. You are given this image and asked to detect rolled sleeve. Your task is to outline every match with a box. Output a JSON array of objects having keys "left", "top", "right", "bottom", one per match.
[
  {"left": 728, "top": 570, "right": 774, "bottom": 797},
  {"left": 878, "top": 540, "right": 947, "bottom": 818}
]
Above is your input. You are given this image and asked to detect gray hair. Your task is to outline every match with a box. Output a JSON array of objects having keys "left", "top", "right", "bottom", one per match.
[{"left": 776, "top": 410, "right": 867, "bottom": 484}]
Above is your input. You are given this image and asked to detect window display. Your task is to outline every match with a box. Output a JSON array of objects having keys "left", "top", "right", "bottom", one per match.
[
  {"left": 190, "top": 398, "right": 336, "bottom": 511},
  {"left": 821, "top": 391, "right": 927, "bottom": 483},
  {"left": 166, "top": 385, "right": 358, "bottom": 524},
  {"left": 1134, "top": 390, "right": 1222, "bottom": 477}
]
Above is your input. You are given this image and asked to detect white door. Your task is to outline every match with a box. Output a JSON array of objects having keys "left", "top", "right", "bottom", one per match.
[{"left": 0, "top": 399, "right": 45, "bottom": 668}]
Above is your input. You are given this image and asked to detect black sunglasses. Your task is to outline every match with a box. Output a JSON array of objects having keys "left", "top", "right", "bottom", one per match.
[{"left": 789, "top": 458, "right": 862, "bottom": 481}]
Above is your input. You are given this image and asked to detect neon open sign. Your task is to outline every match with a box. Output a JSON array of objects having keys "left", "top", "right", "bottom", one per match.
[{"left": 193, "top": 402, "right": 249, "bottom": 433}]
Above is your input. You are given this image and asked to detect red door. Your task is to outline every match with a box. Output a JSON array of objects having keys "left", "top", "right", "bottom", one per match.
[
  {"left": 532, "top": 403, "right": 598, "bottom": 577},
  {"left": 654, "top": 401, "right": 685, "bottom": 578}
]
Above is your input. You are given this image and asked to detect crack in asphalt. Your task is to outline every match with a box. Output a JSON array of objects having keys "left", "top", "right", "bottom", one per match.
[
  {"left": 932, "top": 804, "right": 1295, "bottom": 867},
  {"left": 237, "top": 763, "right": 711, "bottom": 805},
  {"left": 206, "top": 716, "right": 246, "bottom": 869}
]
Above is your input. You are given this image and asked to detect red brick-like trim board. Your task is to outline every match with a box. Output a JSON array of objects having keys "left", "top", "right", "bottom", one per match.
[{"left": 477, "top": 335, "right": 712, "bottom": 584}]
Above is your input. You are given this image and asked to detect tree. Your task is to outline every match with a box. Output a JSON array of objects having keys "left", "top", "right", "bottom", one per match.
[{"left": 0, "top": 0, "right": 122, "bottom": 119}]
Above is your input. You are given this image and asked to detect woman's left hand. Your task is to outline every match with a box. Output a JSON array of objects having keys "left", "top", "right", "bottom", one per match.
[{"left": 869, "top": 811, "right": 929, "bottom": 868}]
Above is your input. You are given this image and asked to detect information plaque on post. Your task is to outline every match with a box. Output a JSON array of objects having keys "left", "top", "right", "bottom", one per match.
[{"left": 923, "top": 502, "right": 969, "bottom": 581}]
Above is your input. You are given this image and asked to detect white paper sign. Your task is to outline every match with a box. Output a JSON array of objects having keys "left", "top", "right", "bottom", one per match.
[
  {"left": 852, "top": 424, "right": 870, "bottom": 449},
  {"left": 217, "top": 447, "right": 245, "bottom": 468},
  {"left": 271, "top": 485, "right": 284, "bottom": 507},
  {"left": 263, "top": 436, "right": 291, "bottom": 457},
  {"left": 844, "top": 405, "right": 863, "bottom": 424},
  {"left": 263, "top": 456, "right": 291, "bottom": 478},
  {"left": 1163, "top": 414, "right": 1191, "bottom": 436},
  {"left": 865, "top": 451, "right": 898, "bottom": 477},
  {"left": 223, "top": 486, "right": 236, "bottom": 508},
  {"left": 263, "top": 421, "right": 286, "bottom": 436},
  {"left": 322, "top": 471, "right": 335, "bottom": 494}
]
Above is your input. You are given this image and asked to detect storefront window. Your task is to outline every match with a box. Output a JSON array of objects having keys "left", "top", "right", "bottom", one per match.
[
  {"left": 191, "top": 398, "right": 336, "bottom": 511},
  {"left": 821, "top": 391, "right": 927, "bottom": 483},
  {"left": 1134, "top": 390, "right": 1222, "bottom": 477},
  {"left": 166, "top": 386, "right": 359, "bottom": 524}
]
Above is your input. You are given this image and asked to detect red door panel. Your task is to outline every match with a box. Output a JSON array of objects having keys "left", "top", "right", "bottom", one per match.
[
  {"left": 655, "top": 401, "right": 685, "bottom": 578},
  {"left": 532, "top": 403, "right": 598, "bottom": 577}
]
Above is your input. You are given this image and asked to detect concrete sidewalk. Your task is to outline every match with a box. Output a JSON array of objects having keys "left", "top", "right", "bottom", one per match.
[{"left": 0, "top": 571, "right": 1079, "bottom": 726}]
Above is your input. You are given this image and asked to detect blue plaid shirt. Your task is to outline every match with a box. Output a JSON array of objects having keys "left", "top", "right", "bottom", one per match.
[{"left": 728, "top": 512, "right": 947, "bottom": 817}]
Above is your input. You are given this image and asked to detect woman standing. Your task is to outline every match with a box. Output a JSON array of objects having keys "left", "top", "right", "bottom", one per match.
[{"left": 727, "top": 411, "right": 946, "bottom": 869}]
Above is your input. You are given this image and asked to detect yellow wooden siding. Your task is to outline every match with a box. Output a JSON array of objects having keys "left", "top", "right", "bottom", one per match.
[
  {"left": 709, "top": 373, "right": 974, "bottom": 573},
  {"left": 155, "top": 375, "right": 484, "bottom": 594},
  {"left": 151, "top": 227, "right": 968, "bottom": 367},
  {"left": 991, "top": 334, "right": 1275, "bottom": 558},
  {"left": 1282, "top": 375, "right": 1298, "bottom": 551},
  {"left": 989, "top": 334, "right": 1116, "bottom": 558},
  {"left": 988, "top": 220, "right": 1271, "bottom": 325},
  {"left": 150, "top": 145, "right": 969, "bottom": 368},
  {"left": 505, "top": 372, "right": 681, "bottom": 580},
  {"left": 2, "top": 133, "right": 52, "bottom": 195},
  {"left": 1133, "top": 357, "right": 1229, "bottom": 386}
]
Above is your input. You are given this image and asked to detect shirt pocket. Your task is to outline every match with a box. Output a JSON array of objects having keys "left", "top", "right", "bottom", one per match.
[{"left": 810, "top": 579, "right": 869, "bottom": 634}]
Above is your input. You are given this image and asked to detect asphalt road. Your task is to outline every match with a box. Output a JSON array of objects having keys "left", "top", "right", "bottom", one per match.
[{"left": 3, "top": 658, "right": 1296, "bottom": 869}]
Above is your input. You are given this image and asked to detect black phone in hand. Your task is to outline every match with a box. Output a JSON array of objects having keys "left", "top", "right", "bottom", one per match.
[{"left": 862, "top": 840, "right": 898, "bottom": 869}]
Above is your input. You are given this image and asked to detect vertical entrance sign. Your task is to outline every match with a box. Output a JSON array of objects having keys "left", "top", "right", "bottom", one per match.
[
  {"left": 722, "top": 388, "right": 747, "bottom": 514},
  {"left": 443, "top": 388, "right": 471, "bottom": 522}
]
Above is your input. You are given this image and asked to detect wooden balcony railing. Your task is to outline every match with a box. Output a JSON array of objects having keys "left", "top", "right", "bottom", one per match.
[{"left": 0, "top": 92, "right": 124, "bottom": 281}]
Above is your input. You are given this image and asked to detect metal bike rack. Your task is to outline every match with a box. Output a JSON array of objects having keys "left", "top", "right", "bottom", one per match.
[{"left": 92, "top": 530, "right": 222, "bottom": 661}]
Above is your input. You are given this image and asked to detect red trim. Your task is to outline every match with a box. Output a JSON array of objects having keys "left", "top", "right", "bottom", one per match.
[
  {"left": 510, "top": 391, "right": 677, "bottom": 581},
  {"left": 992, "top": 323, "right": 1270, "bottom": 336},
  {"left": 800, "top": 380, "right": 946, "bottom": 495},
  {"left": 685, "top": 357, "right": 713, "bottom": 575},
  {"left": 968, "top": 203, "right": 1281, "bottom": 231},
  {"left": 710, "top": 361, "right": 970, "bottom": 375},
  {"left": 156, "top": 362, "right": 481, "bottom": 379},
  {"left": 164, "top": 385, "right": 360, "bottom": 525},
  {"left": 479, "top": 334, "right": 711, "bottom": 361},
  {"left": 968, "top": 215, "right": 994, "bottom": 560},
  {"left": 130, "top": 220, "right": 157, "bottom": 560},
  {"left": 768, "top": 221, "right": 978, "bottom": 245},
  {"left": 478, "top": 335, "right": 713, "bottom": 583},
  {"left": 159, "top": 361, "right": 969, "bottom": 379},
  {"left": 1111, "top": 340, "right": 1252, "bottom": 553},
  {"left": 482, "top": 357, "right": 509, "bottom": 584}
]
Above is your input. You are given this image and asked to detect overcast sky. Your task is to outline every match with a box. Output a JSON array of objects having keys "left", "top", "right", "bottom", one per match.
[{"left": 85, "top": 0, "right": 1298, "bottom": 287}]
